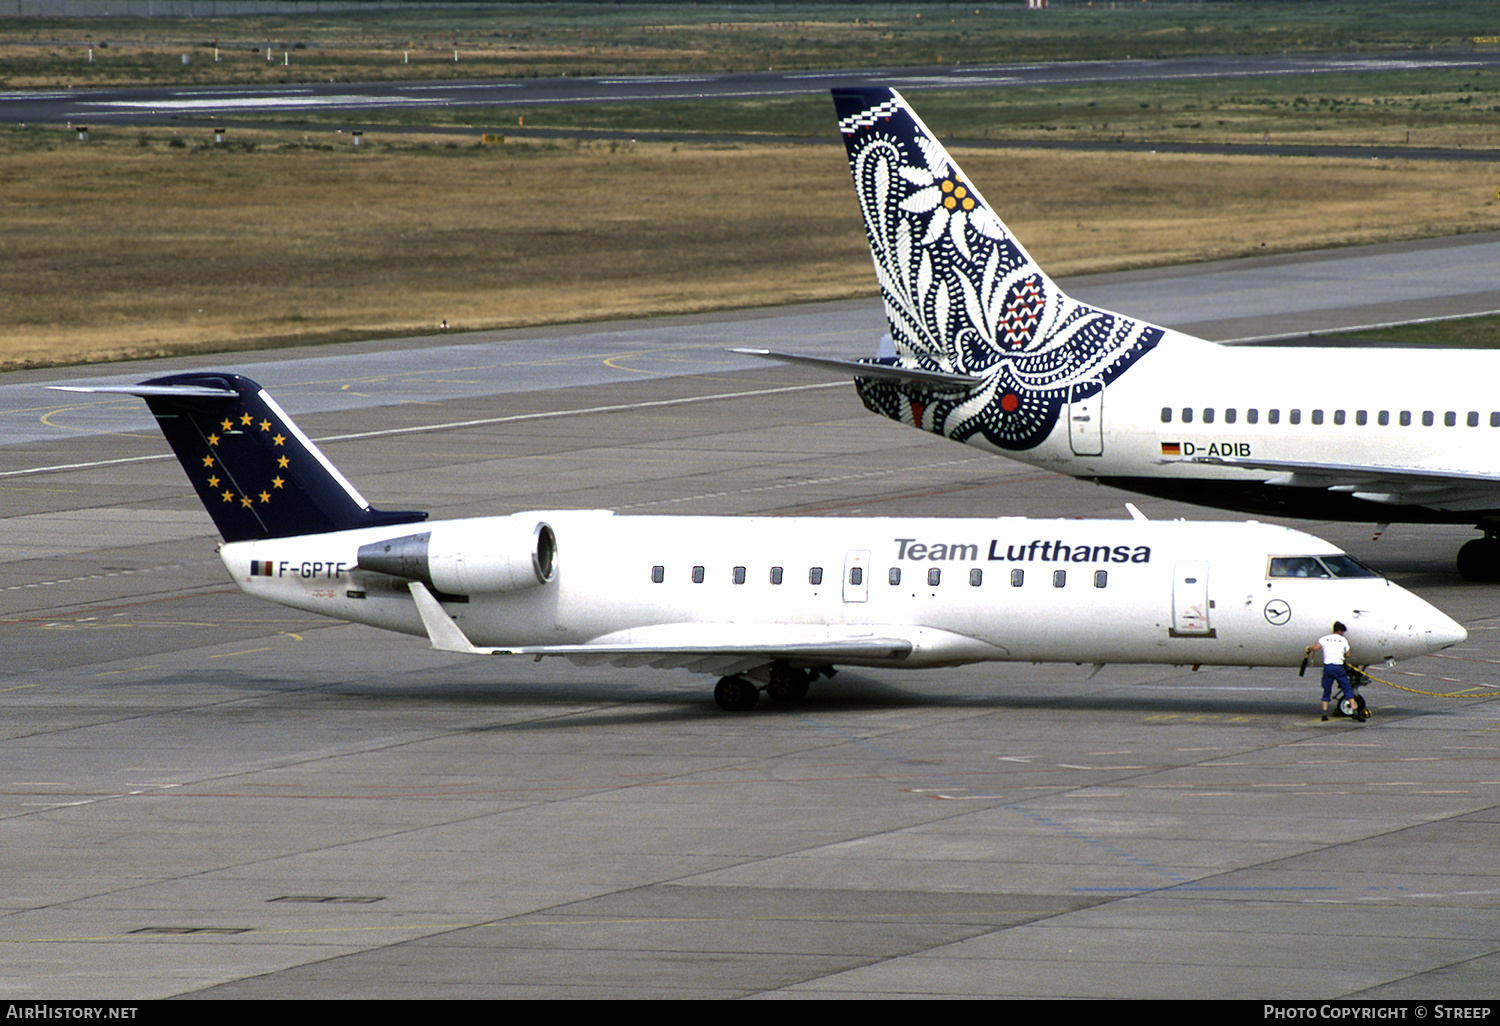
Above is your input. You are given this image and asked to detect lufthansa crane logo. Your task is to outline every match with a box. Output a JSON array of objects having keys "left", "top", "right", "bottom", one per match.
[{"left": 1263, "top": 599, "right": 1292, "bottom": 626}]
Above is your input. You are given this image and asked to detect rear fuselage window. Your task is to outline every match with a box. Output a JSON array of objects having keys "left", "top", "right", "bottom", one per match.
[
  {"left": 770, "top": 566, "right": 784, "bottom": 585},
  {"left": 809, "top": 567, "right": 823, "bottom": 586},
  {"left": 651, "top": 565, "right": 664, "bottom": 584},
  {"left": 889, "top": 567, "right": 901, "bottom": 586},
  {"left": 1094, "top": 570, "right": 1108, "bottom": 588},
  {"left": 927, "top": 568, "right": 941, "bottom": 587},
  {"left": 692, "top": 565, "right": 705, "bottom": 584},
  {"left": 1053, "top": 570, "right": 1067, "bottom": 588},
  {"left": 1010, "top": 569, "right": 1024, "bottom": 587},
  {"left": 733, "top": 566, "right": 746, "bottom": 585},
  {"left": 969, "top": 569, "right": 983, "bottom": 587}
]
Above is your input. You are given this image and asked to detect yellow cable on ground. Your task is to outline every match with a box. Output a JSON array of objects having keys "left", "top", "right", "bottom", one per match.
[{"left": 1356, "top": 666, "right": 1499, "bottom": 700}]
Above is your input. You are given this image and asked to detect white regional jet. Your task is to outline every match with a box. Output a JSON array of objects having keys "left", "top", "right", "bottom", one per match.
[
  {"left": 59, "top": 373, "right": 1463, "bottom": 710},
  {"left": 739, "top": 87, "right": 1500, "bottom": 581}
]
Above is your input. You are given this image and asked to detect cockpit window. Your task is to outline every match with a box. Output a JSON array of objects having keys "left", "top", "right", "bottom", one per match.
[
  {"left": 1321, "top": 554, "right": 1380, "bottom": 578},
  {"left": 1268, "top": 556, "right": 1331, "bottom": 579},
  {"left": 1268, "top": 555, "right": 1379, "bottom": 579}
]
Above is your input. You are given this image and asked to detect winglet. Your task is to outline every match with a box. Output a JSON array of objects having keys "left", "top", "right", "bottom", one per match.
[{"left": 409, "top": 581, "right": 500, "bottom": 655}]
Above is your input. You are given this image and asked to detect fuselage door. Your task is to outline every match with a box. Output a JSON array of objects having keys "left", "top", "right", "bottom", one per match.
[
  {"left": 843, "top": 549, "right": 870, "bottom": 603},
  {"left": 1068, "top": 379, "right": 1104, "bottom": 456},
  {"left": 1172, "top": 561, "right": 1211, "bottom": 636}
]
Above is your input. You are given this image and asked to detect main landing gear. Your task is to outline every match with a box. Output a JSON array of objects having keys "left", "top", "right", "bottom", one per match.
[
  {"left": 713, "top": 663, "right": 825, "bottom": 712},
  {"left": 1457, "top": 529, "right": 1500, "bottom": 582}
]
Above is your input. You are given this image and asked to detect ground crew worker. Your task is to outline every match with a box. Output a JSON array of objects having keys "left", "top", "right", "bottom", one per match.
[{"left": 1306, "top": 621, "right": 1362, "bottom": 722}]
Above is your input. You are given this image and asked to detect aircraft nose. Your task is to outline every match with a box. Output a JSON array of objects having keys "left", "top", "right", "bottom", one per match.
[{"left": 1423, "top": 611, "right": 1467, "bottom": 653}]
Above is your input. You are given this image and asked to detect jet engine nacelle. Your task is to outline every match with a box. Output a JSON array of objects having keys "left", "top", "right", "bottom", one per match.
[{"left": 356, "top": 519, "right": 556, "bottom": 595}]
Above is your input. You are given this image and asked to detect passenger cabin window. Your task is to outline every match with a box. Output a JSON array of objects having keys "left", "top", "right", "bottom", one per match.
[
  {"left": 1469, "top": 412, "right": 1480, "bottom": 428},
  {"left": 1400, "top": 411, "right": 1412, "bottom": 427},
  {"left": 1247, "top": 409, "right": 1259, "bottom": 424},
  {"left": 927, "top": 568, "right": 941, "bottom": 587},
  {"left": 1423, "top": 411, "right": 1434, "bottom": 427},
  {"left": 1161, "top": 407, "right": 1172, "bottom": 424},
  {"left": 1224, "top": 408, "right": 1237, "bottom": 424},
  {"left": 1181, "top": 408, "right": 1193, "bottom": 424},
  {"left": 1491, "top": 413, "right": 1499, "bottom": 428},
  {"left": 651, "top": 565, "right": 664, "bottom": 584},
  {"left": 1094, "top": 570, "right": 1108, "bottom": 589},
  {"left": 1311, "top": 410, "right": 1323, "bottom": 425},
  {"left": 1010, "top": 569, "right": 1024, "bottom": 587},
  {"left": 848, "top": 567, "right": 862, "bottom": 586},
  {"left": 1355, "top": 411, "right": 1367, "bottom": 426},
  {"left": 1268, "top": 409, "right": 1280, "bottom": 425},
  {"left": 809, "top": 567, "right": 823, "bottom": 586},
  {"left": 889, "top": 567, "right": 901, "bottom": 586},
  {"left": 733, "top": 566, "right": 747, "bottom": 585},
  {"left": 770, "top": 566, "right": 784, "bottom": 585},
  {"left": 1333, "top": 410, "right": 1345, "bottom": 426},
  {"left": 1203, "top": 408, "right": 1215, "bottom": 424},
  {"left": 692, "top": 565, "right": 705, "bottom": 584},
  {"left": 1289, "top": 410, "right": 1301, "bottom": 425},
  {"left": 969, "top": 569, "right": 983, "bottom": 587},
  {"left": 1444, "top": 411, "right": 1456, "bottom": 427},
  {"left": 1052, "top": 570, "right": 1067, "bottom": 588},
  {"left": 1378, "top": 411, "right": 1390, "bottom": 426}
]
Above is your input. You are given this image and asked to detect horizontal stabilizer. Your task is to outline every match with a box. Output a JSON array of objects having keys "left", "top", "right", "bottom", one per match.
[{"left": 730, "top": 348, "right": 983, "bottom": 390}]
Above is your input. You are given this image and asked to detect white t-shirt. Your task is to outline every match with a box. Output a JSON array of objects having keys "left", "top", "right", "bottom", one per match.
[{"left": 1317, "top": 633, "right": 1350, "bottom": 665}]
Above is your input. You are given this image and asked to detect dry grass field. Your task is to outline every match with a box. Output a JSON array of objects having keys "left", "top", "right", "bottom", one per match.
[{"left": 3, "top": 125, "right": 1499, "bottom": 370}]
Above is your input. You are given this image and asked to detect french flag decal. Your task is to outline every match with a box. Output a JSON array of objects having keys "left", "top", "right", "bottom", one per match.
[{"left": 250, "top": 560, "right": 276, "bottom": 577}]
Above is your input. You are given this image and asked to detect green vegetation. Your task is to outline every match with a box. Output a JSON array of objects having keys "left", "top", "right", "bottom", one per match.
[
  {"left": 1, "top": 1, "right": 1497, "bottom": 90},
  {"left": 5, "top": 121, "right": 1499, "bottom": 370},
  {"left": 1332, "top": 313, "right": 1500, "bottom": 348},
  {"left": 250, "top": 64, "right": 1500, "bottom": 152}
]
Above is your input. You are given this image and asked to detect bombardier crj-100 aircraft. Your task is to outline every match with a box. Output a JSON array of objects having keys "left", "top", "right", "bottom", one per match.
[
  {"left": 741, "top": 87, "right": 1500, "bottom": 581},
  {"left": 60, "top": 373, "right": 1463, "bottom": 711}
]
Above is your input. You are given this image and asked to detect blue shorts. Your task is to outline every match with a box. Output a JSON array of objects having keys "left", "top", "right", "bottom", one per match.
[{"left": 1321, "top": 663, "right": 1352, "bottom": 703}]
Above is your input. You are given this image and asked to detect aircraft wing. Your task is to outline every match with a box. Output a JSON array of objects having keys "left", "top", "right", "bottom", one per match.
[
  {"left": 409, "top": 582, "right": 915, "bottom": 676},
  {"left": 729, "top": 348, "right": 984, "bottom": 391},
  {"left": 1192, "top": 455, "right": 1500, "bottom": 506}
]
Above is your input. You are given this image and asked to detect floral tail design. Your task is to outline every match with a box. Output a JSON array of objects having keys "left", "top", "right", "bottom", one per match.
[{"left": 833, "top": 87, "right": 1163, "bottom": 452}]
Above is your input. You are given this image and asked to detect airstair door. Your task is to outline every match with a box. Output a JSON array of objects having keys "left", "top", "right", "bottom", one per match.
[
  {"left": 1172, "top": 561, "right": 1212, "bottom": 636},
  {"left": 1069, "top": 379, "right": 1104, "bottom": 456}
]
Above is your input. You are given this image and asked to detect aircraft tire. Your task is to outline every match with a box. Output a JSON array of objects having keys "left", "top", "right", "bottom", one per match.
[
  {"left": 1457, "top": 538, "right": 1500, "bottom": 582},
  {"left": 766, "top": 665, "right": 810, "bottom": 705},
  {"left": 714, "top": 676, "right": 760, "bottom": 712},
  {"left": 1337, "top": 694, "right": 1367, "bottom": 719}
]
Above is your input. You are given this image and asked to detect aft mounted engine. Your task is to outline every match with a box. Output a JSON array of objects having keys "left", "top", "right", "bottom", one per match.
[{"left": 355, "top": 518, "right": 556, "bottom": 595}]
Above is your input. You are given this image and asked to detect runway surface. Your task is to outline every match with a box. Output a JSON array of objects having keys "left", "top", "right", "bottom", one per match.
[
  {"left": 6, "top": 51, "right": 1500, "bottom": 128},
  {"left": 3, "top": 238, "right": 1500, "bottom": 999}
]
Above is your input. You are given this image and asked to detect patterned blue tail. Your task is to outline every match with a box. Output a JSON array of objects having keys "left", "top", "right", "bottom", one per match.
[
  {"left": 832, "top": 87, "right": 1163, "bottom": 452},
  {"left": 130, "top": 372, "right": 427, "bottom": 543}
]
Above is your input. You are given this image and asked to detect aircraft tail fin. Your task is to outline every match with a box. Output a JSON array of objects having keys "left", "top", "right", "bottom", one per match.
[
  {"left": 831, "top": 87, "right": 1164, "bottom": 451},
  {"left": 55, "top": 372, "right": 427, "bottom": 542}
]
